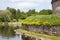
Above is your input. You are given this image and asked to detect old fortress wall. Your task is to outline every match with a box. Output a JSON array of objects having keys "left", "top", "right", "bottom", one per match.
[{"left": 52, "top": 0, "right": 60, "bottom": 14}]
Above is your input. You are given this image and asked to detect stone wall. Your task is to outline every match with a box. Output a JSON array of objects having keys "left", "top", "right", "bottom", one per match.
[
  {"left": 22, "top": 24, "right": 60, "bottom": 36},
  {"left": 52, "top": 1, "right": 60, "bottom": 14},
  {"left": 22, "top": 34, "right": 41, "bottom": 40}
]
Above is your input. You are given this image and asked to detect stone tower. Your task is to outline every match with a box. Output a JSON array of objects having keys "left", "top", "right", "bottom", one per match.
[{"left": 51, "top": 0, "right": 60, "bottom": 14}]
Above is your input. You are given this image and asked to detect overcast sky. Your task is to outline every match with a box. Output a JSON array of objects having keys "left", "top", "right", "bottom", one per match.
[{"left": 0, "top": 0, "right": 52, "bottom": 11}]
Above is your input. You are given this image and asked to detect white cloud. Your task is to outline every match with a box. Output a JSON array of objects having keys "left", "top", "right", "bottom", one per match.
[
  {"left": 24, "top": 0, "right": 44, "bottom": 3},
  {"left": 0, "top": 0, "right": 52, "bottom": 11},
  {"left": 10, "top": 0, "right": 20, "bottom": 2},
  {"left": 10, "top": 0, "right": 51, "bottom": 3},
  {"left": 16, "top": 2, "right": 39, "bottom": 8}
]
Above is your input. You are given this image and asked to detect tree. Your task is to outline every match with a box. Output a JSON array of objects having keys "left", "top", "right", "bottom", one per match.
[
  {"left": 6, "top": 7, "right": 16, "bottom": 19},
  {"left": 0, "top": 10, "right": 12, "bottom": 22},
  {"left": 20, "top": 12, "right": 28, "bottom": 19},
  {"left": 39, "top": 9, "right": 52, "bottom": 15},
  {"left": 27, "top": 9, "right": 37, "bottom": 16},
  {"left": 16, "top": 9, "right": 21, "bottom": 21}
]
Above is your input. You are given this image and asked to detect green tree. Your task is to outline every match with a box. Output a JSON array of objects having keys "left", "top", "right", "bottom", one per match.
[
  {"left": 20, "top": 12, "right": 28, "bottom": 19},
  {"left": 27, "top": 9, "right": 36, "bottom": 16},
  {"left": 0, "top": 10, "right": 12, "bottom": 22},
  {"left": 39, "top": 9, "right": 52, "bottom": 15},
  {"left": 6, "top": 7, "right": 16, "bottom": 19},
  {"left": 16, "top": 9, "right": 21, "bottom": 21}
]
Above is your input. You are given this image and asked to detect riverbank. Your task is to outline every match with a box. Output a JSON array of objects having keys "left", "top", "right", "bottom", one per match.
[
  {"left": 0, "top": 22, "right": 21, "bottom": 27},
  {"left": 0, "top": 24, "right": 21, "bottom": 40},
  {"left": 15, "top": 29, "right": 60, "bottom": 40}
]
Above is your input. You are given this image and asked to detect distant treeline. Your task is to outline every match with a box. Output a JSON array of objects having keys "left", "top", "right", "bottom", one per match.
[{"left": 0, "top": 7, "right": 52, "bottom": 22}]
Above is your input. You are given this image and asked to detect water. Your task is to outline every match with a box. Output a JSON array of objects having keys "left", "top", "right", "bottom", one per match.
[
  {"left": 0, "top": 26, "right": 22, "bottom": 40},
  {"left": 0, "top": 34, "right": 21, "bottom": 40}
]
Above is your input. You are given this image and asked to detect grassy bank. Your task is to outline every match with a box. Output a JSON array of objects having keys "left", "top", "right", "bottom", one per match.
[
  {"left": 17, "top": 29, "right": 60, "bottom": 40},
  {"left": 19, "top": 14, "right": 60, "bottom": 26}
]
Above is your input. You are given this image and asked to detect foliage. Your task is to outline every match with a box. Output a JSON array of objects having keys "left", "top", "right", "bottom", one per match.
[
  {"left": 20, "top": 12, "right": 28, "bottom": 19},
  {"left": 6, "top": 7, "right": 52, "bottom": 20},
  {"left": 0, "top": 10, "right": 12, "bottom": 22},
  {"left": 39, "top": 9, "right": 52, "bottom": 15},
  {"left": 16, "top": 9, "right": 21, "bottom": 21},
  {"left": 7, "top": 7, "right": 16, "bottom": 19},
  {"left": 19, "top": 14, "right": 60, "bottom": 26},
  {"left": 0, "top": 7, "right": 52, "bottom": 22},
  {"left": 6, "top": 7, "right": 28, "bottom": 20},
  {"left": 27, "top": 9, "right": 38, "bottom": 16}
]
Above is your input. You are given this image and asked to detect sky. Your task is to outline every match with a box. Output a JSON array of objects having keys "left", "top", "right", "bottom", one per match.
[{"left": 0, "top": 0, "right": 52, "bottom": 12}]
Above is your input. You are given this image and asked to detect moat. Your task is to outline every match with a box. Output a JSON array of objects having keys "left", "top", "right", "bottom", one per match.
[
  {"left": 0, "top": 25, "right": 22, "bottom": 40},
  {"left": 0, "top": 34, "right": 21, "bottom": 40}
]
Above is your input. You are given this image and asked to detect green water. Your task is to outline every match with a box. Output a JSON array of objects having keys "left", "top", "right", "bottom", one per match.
[{"left": 0, "top": 26, "right": 22, "bottom": 40}]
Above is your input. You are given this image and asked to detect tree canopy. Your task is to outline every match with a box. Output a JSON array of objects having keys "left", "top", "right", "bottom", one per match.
[
  {"left": 0, "top": 10, "right": 12, "bottom": 22},
  {"left": 0, "top": 7, "right": 52, "bottom": 22}
]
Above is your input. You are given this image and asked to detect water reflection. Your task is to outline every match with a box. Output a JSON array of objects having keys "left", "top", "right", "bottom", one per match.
[
  {"left": 0, "top": 25, "right": 21, "bottom": 40},
  {"left": 0, "top": 26, "right": 15, "bottom": 38}
]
